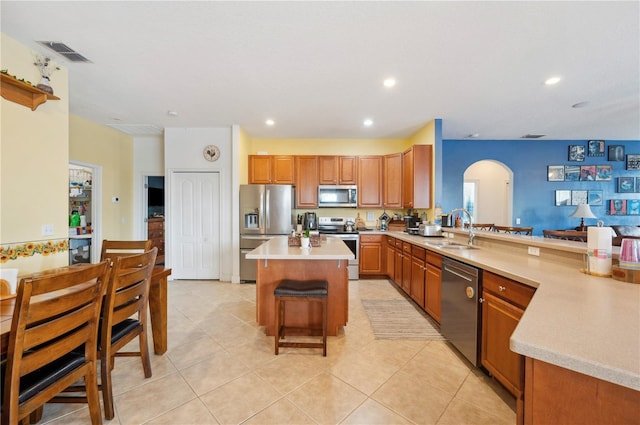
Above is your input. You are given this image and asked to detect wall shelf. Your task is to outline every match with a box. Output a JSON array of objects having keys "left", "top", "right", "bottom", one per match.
[{"left": 1, "top": 73, "right": 60, "bottom": 111}]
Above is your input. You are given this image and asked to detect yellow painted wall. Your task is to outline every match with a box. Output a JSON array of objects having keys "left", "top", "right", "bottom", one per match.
[
  {"left": 69, "top": 115, "right": 135, "bottom": 240},
  {"left": 247, "top": 138, "right": 409, "bottom": 156},
  {"left": 409, "top": 120, "right": 436, "bottom": 145},
  {"left": 1, "top": 33, "right": 70, "bottom": 273}
]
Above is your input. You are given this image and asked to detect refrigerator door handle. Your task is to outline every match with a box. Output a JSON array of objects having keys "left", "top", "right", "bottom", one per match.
[
  {"left": 259, "top": 190, "right": 265, "bottom": 230},
  {"left": 265, "top": 189, "right": 270, "bottom": 230}
]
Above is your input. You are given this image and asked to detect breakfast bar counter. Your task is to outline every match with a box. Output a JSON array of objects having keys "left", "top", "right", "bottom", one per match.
[{"left": 246, "top": 236, "right": 354, "bottom": 336}]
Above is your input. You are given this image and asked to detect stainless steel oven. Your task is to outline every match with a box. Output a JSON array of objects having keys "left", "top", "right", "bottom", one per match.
[{"left": 318, "top": 217, "right": 359, "bottom": 280}]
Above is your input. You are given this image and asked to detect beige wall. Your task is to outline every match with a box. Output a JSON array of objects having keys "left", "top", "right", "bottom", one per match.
[
  {"left": 69, "top": 115, "right": 135, "bottom": 240},
  {"left": 246, "top": 137, "right": 409, "bottom": 156},
  {"left": 1, "top": 33, "right": 70, "bottom": 273}
]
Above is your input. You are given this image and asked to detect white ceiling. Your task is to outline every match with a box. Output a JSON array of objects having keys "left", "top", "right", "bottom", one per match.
[{"left": 2, "top": 1, "right": 639, "bottom": 140}]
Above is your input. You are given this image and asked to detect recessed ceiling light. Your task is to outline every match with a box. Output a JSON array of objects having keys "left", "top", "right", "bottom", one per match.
[
  {"left": 467, "top": 133, "right": 480, "bottom": 138},
  {"left": 167, "top": 110, "right": 178, "bottom": 116},
  {"left": 545, "top": 76, "right": 561, "bottom": 85},
  {"left": 363, "top": 119, "right": 374, "bottom": 127},
  {"left": 265, "top": 119, "right": 275, "bottom": 126},
  {"left": 383, "top": 78, "right": 396, "bottom": 88}
]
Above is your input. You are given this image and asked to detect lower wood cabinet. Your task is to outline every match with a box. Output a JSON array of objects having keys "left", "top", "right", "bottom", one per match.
[
  {"left": 147, "top": 217, "right": 165, "bottom": 264},
  {"left": 481, "top": 271, "right": 535, "bottom": 399},
  {"left": 425, "top": 252, "right": 442, "bottom": 323},
  {"left": 359, "top": 234, "right": 385, "bottom": 276},
  {"left": 385, "top": 236, "right": 395, "bottom": 279},
  {"left": 394, "top": 239, "right": 403, "bottom": 287},
  {"left": 401, "top": 242, "right": 412, "bottom": 294},
  {"left": 410, "top": 245, "right": 426, "bottom": 308}
]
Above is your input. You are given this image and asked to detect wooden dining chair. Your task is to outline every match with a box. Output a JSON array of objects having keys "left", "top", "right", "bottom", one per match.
[
  {"left": 465, "top": 223, "right": 495, "bottom": 231},
  {"left": 100, "top": 239, "right": 152, "bottom": 263},
  {"left": 543, "top": 229, "right": 587, "bottom": 242},
  {"left": 493, "top": 225, "right": 533, "bottom": 236},
  {"left": 99, "top": 247, "right": 157, "bottom": 419},
  {"left": 1, "top": 261, "right": 110, "bottom": 425}
]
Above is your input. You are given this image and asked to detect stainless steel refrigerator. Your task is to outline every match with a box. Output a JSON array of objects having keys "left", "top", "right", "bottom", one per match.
[{"left": 239, "top": 184, "right": 295, "bottom": 281}]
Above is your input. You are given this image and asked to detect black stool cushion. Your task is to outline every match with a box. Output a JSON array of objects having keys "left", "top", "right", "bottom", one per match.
[{"left": 274, "top": 280, "right": 328, "bottom": 297}]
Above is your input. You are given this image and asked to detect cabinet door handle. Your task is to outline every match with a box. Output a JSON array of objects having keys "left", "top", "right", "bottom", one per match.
[
  {"left": 479, "top": 297, "right": 485, "bottom": 303},
  {"left": 498, "top": 285, "right": 506, "bottom": 291}
]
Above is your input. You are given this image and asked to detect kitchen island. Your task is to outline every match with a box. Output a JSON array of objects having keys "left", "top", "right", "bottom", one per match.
[{"left": 246, "top": 236, "right": 354, "bottom": 336}]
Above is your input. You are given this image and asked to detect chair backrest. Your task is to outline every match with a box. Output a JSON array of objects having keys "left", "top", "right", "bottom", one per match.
[
  {"left": 100, "top": 240, "right": 152, "bottom": 263},
  {"left": 543, "top": 229, "right": 587, "bottom": 242},
  {"left": 466, "top": 223, "right": 495, "bottom": 231},
  {"left": 2, "top": 262, "right": 110, "bottom": 423},
  {"left": 100, "top": 248, "right": 158, "bottom": 348},
  {"left": 493, "top": 225, "right": 533, "bottom": 236}
]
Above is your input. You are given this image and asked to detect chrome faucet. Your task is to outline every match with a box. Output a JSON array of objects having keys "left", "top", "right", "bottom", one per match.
[{"left": 450, "top": 208, "right": 475, "bottom": 246}]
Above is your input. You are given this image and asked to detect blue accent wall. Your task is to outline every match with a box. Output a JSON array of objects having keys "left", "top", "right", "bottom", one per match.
[{"left": 440, "top": 139, "right": 639, "bottom": 235}]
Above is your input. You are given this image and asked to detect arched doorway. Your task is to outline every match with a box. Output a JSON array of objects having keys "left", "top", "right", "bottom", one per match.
[{"left": 463, "top": 160, "right": 513, "bottom": 226}]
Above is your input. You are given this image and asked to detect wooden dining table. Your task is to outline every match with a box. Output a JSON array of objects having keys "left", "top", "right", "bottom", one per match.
[{"left": 0, "top": 263, "right": 171, "bottom": 355}]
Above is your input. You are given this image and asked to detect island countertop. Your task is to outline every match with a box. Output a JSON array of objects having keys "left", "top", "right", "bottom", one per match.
[{"left": 246, "top": 235, "right": 355, "bottom": 260}]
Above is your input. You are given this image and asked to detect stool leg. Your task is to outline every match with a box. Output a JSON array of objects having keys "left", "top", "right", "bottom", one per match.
[
  {"left": 322, "top": 297, "right": 327, "bottom": 357},
  {"left": 274, "top": 297, "right": 280, "bottom": 355}
]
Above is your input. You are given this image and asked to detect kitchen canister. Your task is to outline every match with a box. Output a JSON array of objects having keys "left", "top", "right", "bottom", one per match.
[{"left": 585, "top": 223, "right": 613, "bottom": 277}]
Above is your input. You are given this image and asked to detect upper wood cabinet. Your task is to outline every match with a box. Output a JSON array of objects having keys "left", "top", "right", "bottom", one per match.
[
  {"left": 357, "top": 156, "right": 383, "bottom": 208},
  {"left": 402, "top": 145, "right": 432, "bottom": 209},
  {"left": 318, "top": 156, "right": 357, "bottom": 185},
  {"left": 295, "top": 156, "right": 318, "bottom": 208},
  {"left": 248, "top": 155, "right": 295, "bottom": 184},
  {"left": 383, "top": 153, "right": 403, "bottom": 208}
]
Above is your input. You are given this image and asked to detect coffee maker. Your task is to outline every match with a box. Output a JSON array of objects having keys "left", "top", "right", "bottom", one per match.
[{"left": 303, "top": 212, "right": 317, "bottom": 230}]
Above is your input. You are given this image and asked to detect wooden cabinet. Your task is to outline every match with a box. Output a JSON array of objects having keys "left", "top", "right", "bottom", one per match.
[
  {"left": 295, "top": 156, "right": 318, "bottom": 208},
  {"left": 410, "top": 245, "right": 426, "bottom": 308},
  {"left": 359, "top": 234, "right": 385, "bottom": 276},
  {"left": 425, "top": 252, "right": 442, "bottom": 323},
  {"left": 357, "top": 156, "right": 383, "bottom": 208},
  {"left": 402, "top": 145, "right": 432, "bottom": 209},
  {"left": 523, "top": 357, "right": 640, "bottom": 425},
  {"left": 319, "top": 156, "right": 357, "bottom": 185},
  {"left": 401, "top": 242, "right": 412, "bottom": 294},
  {"left": 383, "top": 153, "right": 403, "bottom": 208},
  {"left": 481, "top": 271, "right": 536, "bottom": 399},
  {"left": 385, "top": 236, "right": 395, "bottom": 279},
  {"left": 147, "top": 217, "right": 165, "bottom": 264},
  {"left": 394, "top": 239, "right": 403, "bottom": 287},
  {"left": 248, "top": 155, "right": 295, "bottom": 184}
]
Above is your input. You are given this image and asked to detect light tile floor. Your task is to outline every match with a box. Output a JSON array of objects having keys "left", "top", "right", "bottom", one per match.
[{"left": 40, "top": 279, "right": 516, "bottom": 425}]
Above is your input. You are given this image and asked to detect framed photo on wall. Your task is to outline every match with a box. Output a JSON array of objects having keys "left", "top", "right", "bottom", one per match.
[
  {"left": 547, "top": 165, "right": 565, "bottom": 181},
  {"left": 568, "top": 145, "right": 585, "bottom": 162},
  {"left": 580, "top": 165, "right": 596, "bottom": 181},
  {"left": 571, "top": 190, "right": 588, "bottom": 206},
  {"left": 637, "top": 177, "right": 640, "bottom": 193},
  {"left": 587, "top": 140, "right": 605, "bottom": 157},
  {"left": 609, "top": 199, "right": 626, "bottom": 215},
  {"left": 595, "top": 165, "right": 612, "bottom": 181},
  {"left": 608, "top": 145, "right": 625, "bottom": 161},
  {"left": 555, "top": 190, "right": 571, "bottom": 206},
  {"left": 617, "top": 177, "right": 635, "bottom": 193},
  {"left": 588, "top": 190, "right": 603, "bottom": 206},
  {"left": 564, "top": 165, "right": 581, "bottom": 181},
  {"left": 629, "top": 199, "right": 640, "bottom": 215},
  {"left": 627, "top": 154, "right": 640, "bottom": 170}
]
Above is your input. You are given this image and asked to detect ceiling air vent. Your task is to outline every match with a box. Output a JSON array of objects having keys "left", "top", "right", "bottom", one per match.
[
  {"left": 521, "top": 134, "right": 546, "bottom": 139},
  {"left": 38, "top": 41, "right": 91, "bottom": 63}
]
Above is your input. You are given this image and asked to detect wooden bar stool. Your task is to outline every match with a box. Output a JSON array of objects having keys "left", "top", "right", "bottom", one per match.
[{"left": 274, "top": 279, "right": 328, "bottom": 356}]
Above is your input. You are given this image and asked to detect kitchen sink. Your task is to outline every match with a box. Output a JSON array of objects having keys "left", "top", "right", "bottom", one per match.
[{"left": 427, "top": 241, "right": 480, "bottom": 250}]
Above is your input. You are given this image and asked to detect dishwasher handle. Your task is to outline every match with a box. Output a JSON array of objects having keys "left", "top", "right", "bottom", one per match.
[{"left": 443, "top": 265, "right": 474, "bottom": 282}]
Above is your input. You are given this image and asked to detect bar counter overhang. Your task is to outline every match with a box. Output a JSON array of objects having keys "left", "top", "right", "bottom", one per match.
[{"left": 246, "top": 236, "right": 354, "bottom": 336}]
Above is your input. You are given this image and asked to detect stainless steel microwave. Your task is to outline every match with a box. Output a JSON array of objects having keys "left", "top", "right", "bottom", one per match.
[{"left": 318, "top": 185, "right": 357, "bottom": 208}]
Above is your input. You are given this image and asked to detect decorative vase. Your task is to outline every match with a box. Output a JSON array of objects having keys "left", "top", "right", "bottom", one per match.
[
  {"left": 36, "top": 76, "right": 54, "bottom": 95},
  {"left": 301, "top": 237, "right": 310, "bottom": 249}
]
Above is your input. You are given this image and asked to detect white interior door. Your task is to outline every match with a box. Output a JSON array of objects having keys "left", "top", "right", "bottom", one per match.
[{"left": 170, "top": 172, "right": 220, "bottom": 279}]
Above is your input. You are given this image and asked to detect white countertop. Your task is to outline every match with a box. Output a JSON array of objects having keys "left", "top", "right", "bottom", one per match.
[
  {"left": 376, "top": 229, "right": 640, "bottom": 391},
  {"left": 246, "top": 236, "right": 355, "bottom": 260}
]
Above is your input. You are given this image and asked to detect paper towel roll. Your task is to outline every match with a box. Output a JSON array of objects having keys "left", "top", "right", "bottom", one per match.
[{"left": 587, "top": 226, "right": 612, "bottom": 276}]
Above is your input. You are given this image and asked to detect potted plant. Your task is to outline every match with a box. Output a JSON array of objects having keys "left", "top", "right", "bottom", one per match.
[{"left": 301, "top": 228, "right": 311, "bottom": 248}]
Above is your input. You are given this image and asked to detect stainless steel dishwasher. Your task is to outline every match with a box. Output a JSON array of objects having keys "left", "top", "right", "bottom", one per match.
[{"left": 441, "top": 257, "right": 481, "bottom": 366}]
